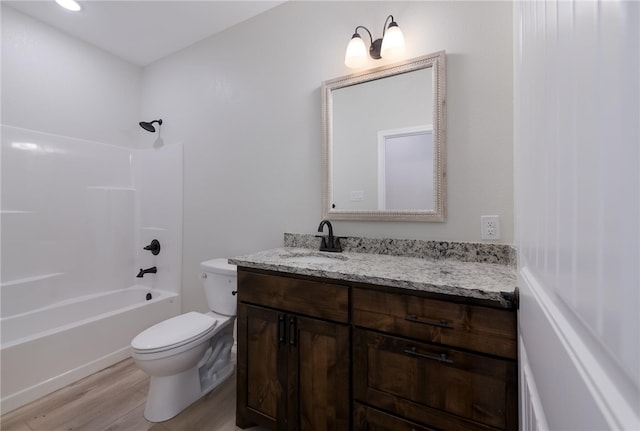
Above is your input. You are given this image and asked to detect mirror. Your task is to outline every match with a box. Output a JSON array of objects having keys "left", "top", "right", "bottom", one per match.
[{"left": 321, "top": 51, "right": 446, "bottom": 221}]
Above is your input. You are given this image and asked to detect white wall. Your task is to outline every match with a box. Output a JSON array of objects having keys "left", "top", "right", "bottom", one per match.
[
  {"left": 1, "top": 126, "right": 136, "bottom": 313},
  {"left": 1, "top": 5, "right": 183, "bottom": 301},
  {"left": 0, "top": 126, "right": 184, "bottom": 311},
  {"left": 1, "top": 5, "right": 142, "bottom": 147},
  {"left": 140, "top": 1, "right": 514, "bottom": 313},
  {"left": 514, "top": 1, "right": 639, "bottom": 429},
  {"left": 132, "top": 144, "right": 183, "bottom": 298}
]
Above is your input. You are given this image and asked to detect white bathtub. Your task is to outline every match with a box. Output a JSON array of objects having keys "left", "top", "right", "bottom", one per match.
[{"left": 0, "top": 286, "right": 180, "bottom": 414}]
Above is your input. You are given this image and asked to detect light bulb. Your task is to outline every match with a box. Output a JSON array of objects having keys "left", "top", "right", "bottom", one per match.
[
  {"left": 345, "top": 35, "right": 368, "bottom": 68},
  {"left": 381, "top": 24, "right": 405, "bottom": 59}
]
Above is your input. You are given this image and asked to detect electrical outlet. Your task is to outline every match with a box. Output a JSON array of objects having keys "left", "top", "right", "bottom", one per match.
[
  {"left": 481, "top": 215, "right": 500, "bottom": 240},
  {"left": 350, "top": 190, "right": 364, "bottom": 202}
]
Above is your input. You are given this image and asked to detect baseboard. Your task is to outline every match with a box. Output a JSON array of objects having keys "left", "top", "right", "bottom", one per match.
[
  {"left": 520, "top": 267, "right": 639, "bottom": 430},
  {"left": 519, "top": 337, "right": 550, "bottom": 431}
]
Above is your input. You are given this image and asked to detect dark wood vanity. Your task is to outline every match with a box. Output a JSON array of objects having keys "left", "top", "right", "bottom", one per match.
[
  {"left": 235, "top": 269, "right": 351, "bottom": 430},
  {"left": 235, "top": 266, "right": 517, "bottom": 431}
]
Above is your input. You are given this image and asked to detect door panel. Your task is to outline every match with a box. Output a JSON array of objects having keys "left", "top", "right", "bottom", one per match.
[
  {"left": 290, "top": 316, "right": 350, "bottom": 431},
  {"left": 237, "top": 303, "right": 282, "bottom": 428}
]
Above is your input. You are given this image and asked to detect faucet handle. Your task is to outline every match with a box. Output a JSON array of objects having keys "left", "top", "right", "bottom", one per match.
[{"left": 143, "top": 239, "right": 161, "bottom": 255}]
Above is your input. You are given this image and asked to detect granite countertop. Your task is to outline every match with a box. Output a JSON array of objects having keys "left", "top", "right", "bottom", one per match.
[{"left": 229, "top": 246, "right": 518, "bottom": 308}]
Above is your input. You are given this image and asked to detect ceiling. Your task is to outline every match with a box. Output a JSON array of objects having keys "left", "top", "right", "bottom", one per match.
[{"left": 4, "top": 0, "right": 285, "bottom": 67}]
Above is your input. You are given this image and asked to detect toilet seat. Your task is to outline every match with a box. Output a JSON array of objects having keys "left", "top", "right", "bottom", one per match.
[{"left": 132, "top": 312, "right": 219, "bottom": 355}]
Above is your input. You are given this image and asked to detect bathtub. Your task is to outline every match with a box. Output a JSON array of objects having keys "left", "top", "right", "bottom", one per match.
[{"left": 0, "top": 286, "right": 180, "bottom": 414}]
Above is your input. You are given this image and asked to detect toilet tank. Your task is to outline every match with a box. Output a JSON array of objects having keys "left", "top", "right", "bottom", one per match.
[{"left": 200, "top": 258, "right": 237, "bottom": 316}]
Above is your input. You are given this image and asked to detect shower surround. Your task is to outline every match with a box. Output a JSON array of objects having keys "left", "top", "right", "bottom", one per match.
[{"left": 0, "top": 125, "right": 183, "bottom": 413}]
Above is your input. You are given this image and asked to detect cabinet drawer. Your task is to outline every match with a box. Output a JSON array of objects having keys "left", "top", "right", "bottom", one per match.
[
  {"left": 353, "top": 403, "right": 436, "bottom": 431},
  {"left": 238, "top": 269, "right": 349, "bottom": 323},
  {"left": 354, "top": 402, "right": 501, "bottom": 431},
  {"left": 352, "top": 287, "right": 517, "bottom": 359},
  {"left": 353, "top": 329, "right": 517, "bottom": 430}
]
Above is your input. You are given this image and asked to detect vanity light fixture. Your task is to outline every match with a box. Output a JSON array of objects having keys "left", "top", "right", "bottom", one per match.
[
  {"left": 344, "top": 15, "right": 405, "bottom": 68},
  {"left": 55, "top": 0, "right": 81, "bottom": 12}
]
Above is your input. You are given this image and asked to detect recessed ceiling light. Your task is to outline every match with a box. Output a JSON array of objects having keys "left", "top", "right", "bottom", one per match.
[{"left": 55, "top": 0, "right": 81, "bottom": 12}]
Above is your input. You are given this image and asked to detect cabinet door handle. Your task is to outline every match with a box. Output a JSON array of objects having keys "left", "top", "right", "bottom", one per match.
[
  {"left": 278, "top": 314, "right": 286, "bottom": 346},
  {"left": 405, "top": 314, "right": 451, "bottom": 329},
  {"left": 288, "top": 316, "right": 297, "bottom": 347},
  {"left": 404, "top": 346, "right": 454, "bottom": 364}
]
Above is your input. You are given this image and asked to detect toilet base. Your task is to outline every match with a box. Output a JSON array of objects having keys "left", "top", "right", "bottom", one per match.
[
  {"left": 142, "top": 323, "right": 236, "bottom": 423},
  {"left": 143, "top": 362, "right": 235, "bottom": 422},
  {"left": 144, "top": 365, "right": 201, "bottom": 422}
]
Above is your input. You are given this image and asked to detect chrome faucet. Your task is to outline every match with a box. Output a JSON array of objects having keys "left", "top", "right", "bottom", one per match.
[
  {"left": 316, "top": 219, "right": 343, "bottom": 252},
  {"left": 137, "top": 266, "right": 157, "bottom": 278}
]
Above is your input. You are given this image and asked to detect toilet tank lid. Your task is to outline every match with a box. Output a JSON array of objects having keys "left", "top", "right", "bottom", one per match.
[{"left": 201, "top": 258, "right": 236, "bottom": 275}]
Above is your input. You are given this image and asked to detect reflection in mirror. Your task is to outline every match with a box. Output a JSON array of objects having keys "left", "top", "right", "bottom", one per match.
[
  {"left": 322, "top": 51, "right": 446, "bottom": 221},
  {"left": 378, "top": 125, "right": 433, "bottom": 210}
]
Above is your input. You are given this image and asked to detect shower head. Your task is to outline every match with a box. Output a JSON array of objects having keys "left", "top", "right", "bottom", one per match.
[{"left": 139, "top": 119, "right": 163, "bottom": 132}]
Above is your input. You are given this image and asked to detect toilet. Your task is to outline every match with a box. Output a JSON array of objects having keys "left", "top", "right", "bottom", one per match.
[{"left": 131, "top": 258, "right": 237, "bottom": 422}]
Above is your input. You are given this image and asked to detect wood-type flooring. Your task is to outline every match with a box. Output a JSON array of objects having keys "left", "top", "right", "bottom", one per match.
[{"left": 1, "top": 357, "right": 265, "bottom": 431}]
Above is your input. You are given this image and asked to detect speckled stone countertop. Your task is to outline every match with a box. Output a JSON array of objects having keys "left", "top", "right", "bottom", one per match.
[{"left": 229, "top": 235, "right": 517, "bottom": 308}]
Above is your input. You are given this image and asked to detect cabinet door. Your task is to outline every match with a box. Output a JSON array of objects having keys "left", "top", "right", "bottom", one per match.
[
  {"left": 237, "top": 303, "right": 285, "bottom": 429},
  {"left": 288, "top": 316, "right": 351, "bottom": 431}
]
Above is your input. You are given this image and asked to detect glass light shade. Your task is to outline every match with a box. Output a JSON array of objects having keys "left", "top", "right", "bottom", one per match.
[
  {"left": 344, "top": 35, "right": 368, "bottom": 68},
  {"left": 55, "top": 0, "right": 81, "bottom": 11},
  {"left": 380, "top": 25, "right": 405, "bottom": 59}
]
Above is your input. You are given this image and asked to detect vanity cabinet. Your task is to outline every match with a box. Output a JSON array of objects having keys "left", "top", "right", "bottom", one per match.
[
  {"left": 235, "top": 266, "right": 517, "bottom": 431},
  {"left": 236, "top": 269, "right": 351, "bottom": 431},
  {"left": 352, "top": 286, "right": 518, "bottom": 431}
]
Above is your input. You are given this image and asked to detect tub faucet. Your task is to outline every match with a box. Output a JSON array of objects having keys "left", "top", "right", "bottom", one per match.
[
  {"left": 316, "top": 219, "right": 342, "bottom": 252},
  {"left": 137, "top": 267, "right": 157, "bottom": 278}
]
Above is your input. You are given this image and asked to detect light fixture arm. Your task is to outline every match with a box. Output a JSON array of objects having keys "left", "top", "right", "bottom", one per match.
[
  {"left": 353, "top": 25, "right": 374, "bottom": 46},
  {"left": 381, "top": 15, "right": 395, "bottom": 38}
]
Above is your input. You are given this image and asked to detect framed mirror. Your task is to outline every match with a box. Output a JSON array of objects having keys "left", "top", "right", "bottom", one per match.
[{"left": 321, "top": 51, "right": 446, "bottom": 221}]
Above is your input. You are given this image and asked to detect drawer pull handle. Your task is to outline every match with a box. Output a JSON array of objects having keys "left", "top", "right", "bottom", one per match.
[
  {"left": 405, "top": 314, "right": 451, "bottom": 328},
  {"left": 289, "top": 316, "right": 297, "bottom": 347},
  {"left": 278, "top": 314, "right": 286, "bottom": 345},
  {"left": 404, "top": 347, "right": 454, "bottom": 364}
]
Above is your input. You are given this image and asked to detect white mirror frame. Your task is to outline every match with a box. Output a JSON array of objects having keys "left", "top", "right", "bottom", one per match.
[{"left": 321, "top": 51, "right": 446, "bottom": 222}]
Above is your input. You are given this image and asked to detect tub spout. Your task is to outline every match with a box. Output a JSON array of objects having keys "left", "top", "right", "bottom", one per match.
[{"left": 137, "top": 267, "right": 157, "bottom": 278}]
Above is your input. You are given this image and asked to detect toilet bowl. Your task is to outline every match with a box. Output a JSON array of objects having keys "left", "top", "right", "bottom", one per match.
[{"left": 131, "top": 258, "right": 237, "bottom": 422}]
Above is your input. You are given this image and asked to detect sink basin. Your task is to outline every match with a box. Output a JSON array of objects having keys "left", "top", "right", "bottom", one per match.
[{"left": 280, "top": 253, "right": 347, "bottom": 265}]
